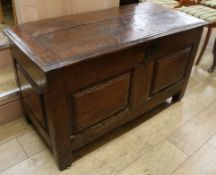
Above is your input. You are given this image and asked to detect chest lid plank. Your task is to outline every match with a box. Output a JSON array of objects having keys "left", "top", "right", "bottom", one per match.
[{"left": 4, "top": 2, "right": 206, "bottom": 72}]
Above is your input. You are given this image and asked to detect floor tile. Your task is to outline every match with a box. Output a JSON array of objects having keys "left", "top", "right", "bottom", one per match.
[
  {"left": 208, "top": 134, "right": 216, "bottom": 148},
  {"left": 168, "top": 102, "right": 216, "bottom": 156},
  {"left": 191, "top": 61, "right": 216, "bottom": 84},
  {"left": 17, "top": 131, "right": 46, "bottom": 157},
  {"left": 0, "top": 139, "right": 27, "bottom": 173},
  {"left": 185, "top": 76, "right": 203, "bottom": 96},
  {"left": 1, "top": 124, "right": 149, "bottom": 175},
  {"left": 124, "top": 96, "right": 205, "bottom": 147},
  {"left": 61, "top": 132, "right": 151, "bottom": 175},
  {"left": 116, "top": 140, "right": 188, "bottom": 175},
  {"left": 0, "top": 119, "right": 32, "bottom": 145},
  {"left": 187, "top": 82, "right": 216, "bottom": 107},
  {"left": 0, "top": 150, "right": 59, "bottom": 175},
  {"left": 172, "top": 144, "right": 216, "bottom": 175}
]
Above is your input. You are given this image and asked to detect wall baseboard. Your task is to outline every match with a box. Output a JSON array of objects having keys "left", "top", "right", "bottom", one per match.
[
  {"left": 0, "top": 96, "right": 23, "bottom": 126},
  {"left": 0, "top": 45, "right": 23, "bottom": 126}
]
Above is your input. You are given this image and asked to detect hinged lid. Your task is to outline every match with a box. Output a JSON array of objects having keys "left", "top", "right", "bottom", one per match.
[{"left": 4, "top": 2, "right": 206, "bottom": 72}]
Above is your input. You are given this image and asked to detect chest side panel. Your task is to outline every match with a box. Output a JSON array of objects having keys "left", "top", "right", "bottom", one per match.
[{"left": 11, "top": 45, "right": 50, "bottom": 145}]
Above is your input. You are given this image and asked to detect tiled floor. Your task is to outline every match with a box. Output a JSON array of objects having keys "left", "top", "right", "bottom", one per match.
[{"left": 0, "top": 29, "right": 216, "bottom": 175}]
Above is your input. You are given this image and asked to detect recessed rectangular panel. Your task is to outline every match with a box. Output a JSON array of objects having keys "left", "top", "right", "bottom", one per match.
[
  {"left": 152, "top": 48, "right": 191, "bottom": 94},
  {"left": 73, "top": 73, "right": 131, "bottom": 131},
  {"left": 17, "top": 67, "right": 46, "bottom": 127}
]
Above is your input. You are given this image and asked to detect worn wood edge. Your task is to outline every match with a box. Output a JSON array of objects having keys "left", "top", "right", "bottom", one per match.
[
  {"left": 5, "top": 24, "right": 206, "bottom": 73},
  {"left": 3, "top": 28, "right": 51, "bottom": 72},
  {"left": 3, "top": 3, "right": 207, "bottom": 72}
]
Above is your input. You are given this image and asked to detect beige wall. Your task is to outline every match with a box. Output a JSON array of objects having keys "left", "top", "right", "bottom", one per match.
[
  {"left": 69, "top": 0, "right": 119, "bottom": 14},
  {"left": 13, "top": 0, "right": 119, "bottom": 24}
]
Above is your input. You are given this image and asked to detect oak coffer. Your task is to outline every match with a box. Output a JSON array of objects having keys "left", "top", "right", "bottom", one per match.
[{"left": 4, "top": 2, "right": 206, "bottom": 170}]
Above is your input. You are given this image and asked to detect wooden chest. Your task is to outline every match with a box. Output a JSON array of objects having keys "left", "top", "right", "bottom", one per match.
[{"left": 4, "top": 2, "right": 206, "bottom": 170}]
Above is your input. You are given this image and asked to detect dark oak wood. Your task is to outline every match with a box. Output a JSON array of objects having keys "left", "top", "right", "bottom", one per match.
[
  {"left": 73, "top": 73, "right": 130, "bottom": 131},
  {"left": 152, "top": 48, "right": 191, "bottom": 94},
  {"left": 208, "top": 37, "right": 216, "bottom": 73},
  {"left": 195, "top": 24, "right": 213, "bottom": 66},
  {"left": 4, "top": 2, "right": 206, "bottom": 170},
  {"left": 120, "top": 0, "right": 140, "bottom": 5}
]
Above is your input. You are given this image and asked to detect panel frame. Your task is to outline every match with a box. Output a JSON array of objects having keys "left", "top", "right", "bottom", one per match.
[
  {"left": 151, "top": 47, "right": 192, "bottom": 95},
  {"left": 16, "top": 63, "right": 47, "bottom": 129},
  {"left": 71, "top": 72, "right": 131, "bottom": 132}
]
